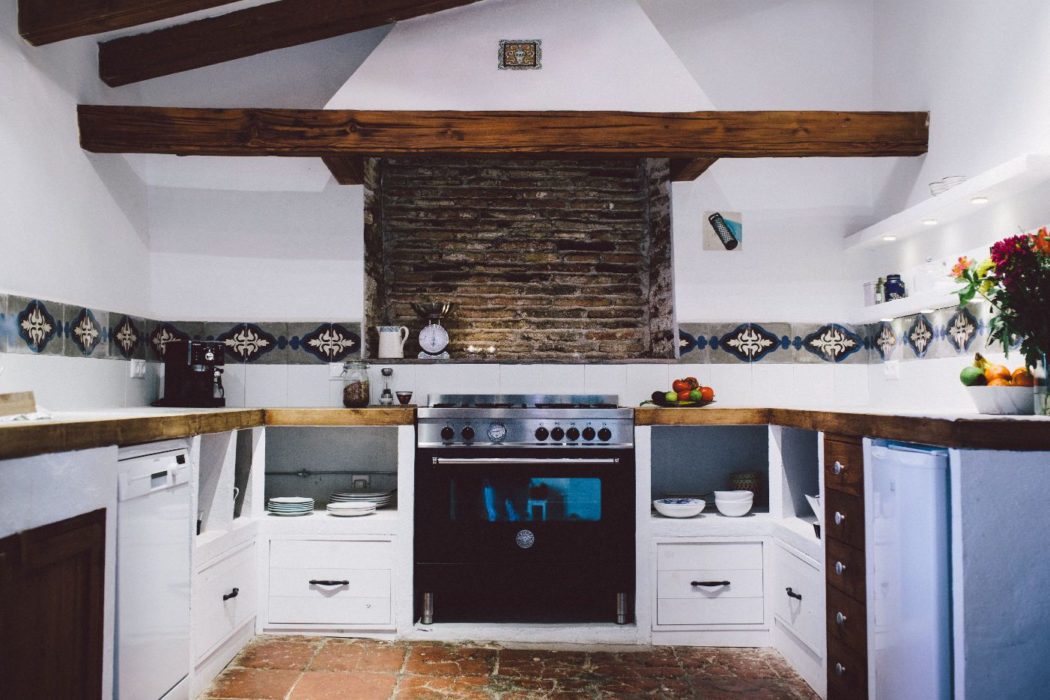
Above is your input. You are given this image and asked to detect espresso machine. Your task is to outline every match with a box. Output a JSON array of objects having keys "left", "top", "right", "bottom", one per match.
[{"left": 153, "top": 340, "right": 226, "bottom": 408}]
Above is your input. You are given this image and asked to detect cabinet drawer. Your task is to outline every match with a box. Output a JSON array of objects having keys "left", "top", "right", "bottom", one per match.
[
  {"left": 771, "top": 545, "right": 824, "bottom": 655},
  {"left": 826, "top": 585, "right": 867, "bottom": 657},
  {"left": 827, "top": 635, "right": 868, "bottom": 700},
  {"left": 270, "top": 568, "right": 390, "bottom": 599},
  {"left": 657, "top": 597, "right": 764, "bottom": 626},
  {"left": 269, "top": 539, "right": 392, "bottom": 569},
  {"left": 825, "top": 489, "right": 865, "bottom": 550},
  {"left": 658, "top": 569, "right": 764, "bottom": 599},
  {"left": 826, "top": 538, "right": 866, "bottom": 602},
  {"left": 824, "top": 436, "right": 863, "bottom": 496},
  {"left": 657, "top": 542, "right": 762, "bottom": 571},
  {"left": 269, "top": 595, "right": 391, "bottom": 626},
  {"left": 194, "top": 543, "right": 256, "bottom": 662}
]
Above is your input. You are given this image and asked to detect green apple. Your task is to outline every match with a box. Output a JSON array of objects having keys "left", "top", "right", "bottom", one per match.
[{"left": 664, "top": 391, "right": 678, "bottom": 403}]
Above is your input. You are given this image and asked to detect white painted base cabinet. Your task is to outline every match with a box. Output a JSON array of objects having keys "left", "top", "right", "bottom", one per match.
[
  {"left": 654, "top": 541, "right": 765, "bottom": 628},
  {"left": 194, "top": 541, "right": 257, "bottom": 664},
  {"left": 266, "top": 537, "right": 395, "bottom": 630},
  {"left": 771, "top": 540, "right": 826, "bottom": 697}
]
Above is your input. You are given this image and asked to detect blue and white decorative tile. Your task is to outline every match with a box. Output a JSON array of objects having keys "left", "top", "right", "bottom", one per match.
[
  {"left": 712, "top": 323, "right": 782, "bottom": 363},
  {"left": 942, "top": 306, "right": 980, "bottom": 355},
  {"left": 66, "top": 308, "right": 108, "bottom": 358},
  {"left": 676, "top": 324, "right": 709, "bottom": 364},
  {"left": 9, "top": 297, "right": 63, "bottom": 355},
  {"left": 149, "top": 323, "right": 189, "bottom": 360},
  {"left": 110, "top": 315, "right": 145, "bottom": 360},
  {"left": 296, "top": 323, "right": 361, "bottom": 364},
  {"left": 868, "top": 321, "right": 901, "bottom": 362},
  {"left": 903, "top": 314, "right": 937, "bottom": 359},
  {"left": 0, "top": 294, "right": 8, "bottom": 352},
  {"left": 799, "top": 323, "right": 865, "bottom": 363},
  {"left": 217, "top": 323, "right": 283, "bottom": 364}
]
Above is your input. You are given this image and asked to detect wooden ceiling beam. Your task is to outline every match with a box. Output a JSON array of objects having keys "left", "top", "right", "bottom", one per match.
[
  {"left": 78, "top": 107, "right": 930, "bottom": 159},
  {"left": 670, "top": 157, "right": 718, "bottom": 181},
  {"left": 322, "top": 156, "right": 365, "bottom": 185},
  {"left": 18, "top": 0, "right": 239, "bottom": 46},
  {"left": 98, "top": 0, "right": 485, "bottom": 87}
]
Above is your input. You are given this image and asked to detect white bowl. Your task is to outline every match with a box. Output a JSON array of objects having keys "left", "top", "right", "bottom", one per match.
[
  {"left": 653, "top": 498, "right": 705, "bottom": 518},
  {"left": 967, "top": 386, "right": 1035, "bottom": 415},
  {"left": 805, "top": 494, "right": 823, "bottom": 527},
  {"left": 713, "top": 490, "right": 754, "bottom": 501},
  {"left": 715, "top": 494, "right": 754, "bottom": 517}
]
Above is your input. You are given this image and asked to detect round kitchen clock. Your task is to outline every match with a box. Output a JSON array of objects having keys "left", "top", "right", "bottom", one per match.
[{"left": 418, "top": 320, "right": 450, "bottom": 359}]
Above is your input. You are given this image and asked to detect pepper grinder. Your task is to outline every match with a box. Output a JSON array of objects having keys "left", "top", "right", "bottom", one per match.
[{"left": 379, "top": 367, "right": 394, "bottom": 406}]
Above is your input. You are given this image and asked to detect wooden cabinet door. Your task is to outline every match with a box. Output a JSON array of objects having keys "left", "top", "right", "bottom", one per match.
[{"left": 0, "top": 509, "right": 106, "bottom": 700}]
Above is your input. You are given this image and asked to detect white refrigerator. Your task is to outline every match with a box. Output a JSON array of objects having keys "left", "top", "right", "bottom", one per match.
[{"left": 867, "top": 441, "right": 951, "bottom": 700}]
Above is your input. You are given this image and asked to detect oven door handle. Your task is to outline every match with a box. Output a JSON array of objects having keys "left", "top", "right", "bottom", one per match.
[{"left": 431, "top": 457, "right": 620, "bottom": 466}]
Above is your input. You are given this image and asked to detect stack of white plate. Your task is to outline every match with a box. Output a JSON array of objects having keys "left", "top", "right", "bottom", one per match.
[
  {"left": 329, "top": 489, "right": 395, "bottom": 509},
  {"left": 267, "top": 496, "right": 314, "bottom": 516},
  {"left": 327, "top": 501, "right": 377, "bottom": 518}
]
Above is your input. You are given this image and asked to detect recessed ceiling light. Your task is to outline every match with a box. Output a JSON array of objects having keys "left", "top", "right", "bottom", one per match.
[
  {"left": 970, "top": 196, "right": 989, "bottom": 205},
  {"left": 882, "top": 235, "right": 897, "bottom": 242},
  {"left": 880, "top": 318, "right": 894, "bottom": 323},
  {"left": 921, "top": 218, "right": 938, "bottom": 226},
  {"left": 920, "top": 308, "right": 935, "bottom": 314}
]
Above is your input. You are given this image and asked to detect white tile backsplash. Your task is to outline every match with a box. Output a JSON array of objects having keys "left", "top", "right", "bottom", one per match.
[
  {"left": 707, "top": 363, "right": 754, "bottom": 406},
  {"left": 751, "top": 363, "right": 794, "bottom": 407},
  {"left": 624, "top": 364, "right": 671, "bottom": 407},
  {"left": 584, "top": 364, "right": 628, "bottom": 398},
  {"left": 790, "top": 364, "right": 835, "bottom": 408},
  {"left": 244, "top": 364, "right": 288, "bottom": 407},
  {"left": 499, "top": 364, "right": 586, "bottom": 396},
  {"left": 286, "top": 365, "right": 331, "bottom": 407},
  {"left": 220, "top": 363, "right": 246, "bottom": 407}
]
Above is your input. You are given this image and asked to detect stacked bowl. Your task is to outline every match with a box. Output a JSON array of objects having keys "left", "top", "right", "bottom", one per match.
[
  {"left": 714, "top": 490, "right": 754, "bottom": 517},
  {"left": 653, "top": 497, "right": 705, "bottom": 518}
]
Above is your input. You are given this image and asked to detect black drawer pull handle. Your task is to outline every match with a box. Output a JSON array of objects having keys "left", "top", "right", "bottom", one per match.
[
  {"left": 785, "top": 587, "right": 802, "bottom": 601},
  {"left": 222, "top": 587, "right": 239, "bottom": 601},
  {"left": 310, "top": 579, "right": 350, "bottom": 586},
  {"left": 691, "top": 580, "right": 730, "bottom": 587}
]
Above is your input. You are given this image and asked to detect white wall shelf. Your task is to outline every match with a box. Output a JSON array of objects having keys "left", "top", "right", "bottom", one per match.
[
  {"left": 850, "top": 289, "right": 966, "bottom": 325},
  {"left": 844, "top": 153, "right": 1050, "bottom": 251}
]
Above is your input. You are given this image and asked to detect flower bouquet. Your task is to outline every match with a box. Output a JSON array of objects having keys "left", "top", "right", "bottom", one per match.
[{"left": 952, "top": 227, "right": 1050, "bottom": 415}]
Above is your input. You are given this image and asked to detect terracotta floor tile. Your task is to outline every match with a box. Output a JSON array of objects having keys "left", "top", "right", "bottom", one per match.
[
  {"left": 310, "top": 639, "right": 407, "bottom": 673},
  {"left": 395, "top": 674, "right": 491, "bottom": 699},
  {"left": 289, "top": 671, "right": 397, "bottom": 700},
  {"left": 405, "top": 643, "right": 498, "bottom": 676},
  {"left": 234, "top": 638, "right": 320, "bottom": 670},
  {"left": 497, "top": 649, "right": 588, "bottom": 679},
  {"left": 208, "top": 667, "right": 301, "bottom": 700}
]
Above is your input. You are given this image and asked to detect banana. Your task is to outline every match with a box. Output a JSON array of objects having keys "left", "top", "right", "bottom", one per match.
[{"left": 973, "top": 353, "right": 991, "bottom": 370}]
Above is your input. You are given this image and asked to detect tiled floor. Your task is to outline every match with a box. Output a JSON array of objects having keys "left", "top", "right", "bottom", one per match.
[{"left": 203, "top": 636, "right": 819, "bottom": 699}]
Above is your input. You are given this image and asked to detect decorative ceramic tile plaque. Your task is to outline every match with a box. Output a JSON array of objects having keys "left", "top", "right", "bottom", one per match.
[{"left": 499, "top": 40, "right": 541, "bottom": 69}]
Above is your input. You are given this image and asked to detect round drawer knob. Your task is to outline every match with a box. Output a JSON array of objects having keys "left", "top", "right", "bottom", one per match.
[
  {"left": 834, "top": 511, "right": 846, "bottom": 526},
  {"left": 833, "top": 460, "right": 845, "bottom": 475},
  {"left": 836, "top": 611, "right": 848, "bottom": 626},
  {"left": 835, "top": 662, "right": 846, "bottom": 676},
  {"left": 835, "top": 561, "right": 847, "bottom": 576}
]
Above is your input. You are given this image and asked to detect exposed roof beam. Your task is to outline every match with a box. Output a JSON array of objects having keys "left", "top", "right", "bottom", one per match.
[
  {"left": 670, "top": 157, "right": 718, "bottom": 181},
  {"left": 18, "top": 0, "right": 239, "bottom": 46},
  {"left": 78, "top": 107, "right": 930, "bottom": 160},
  {"left": 322, "top": 156, "right": 365, "bottom": 185},
  {"left": 98, "top": 0, "right": 485, "bottom": 86}
]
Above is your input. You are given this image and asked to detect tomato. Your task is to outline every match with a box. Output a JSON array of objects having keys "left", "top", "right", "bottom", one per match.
[
  {"left": 671, "top": 378, "right": 691, "bottom": 393},
  {"left": 700, "top": 386, "right": 714, "bottom": 402},
  {"left": 677, "top": 389, "right": 693, "bottom": 402},
  {"left": 684, "top": 376, "right": 700, "bottom": 390}
]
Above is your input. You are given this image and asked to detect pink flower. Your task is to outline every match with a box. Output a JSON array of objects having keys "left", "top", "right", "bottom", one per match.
[{"left": 951, "top": 256, "right": 973, "bottom": 279}]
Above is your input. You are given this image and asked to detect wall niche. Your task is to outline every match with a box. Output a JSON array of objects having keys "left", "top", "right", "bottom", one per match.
[{"left": 363, "top": 156, "right": 675, "bottom": 361}]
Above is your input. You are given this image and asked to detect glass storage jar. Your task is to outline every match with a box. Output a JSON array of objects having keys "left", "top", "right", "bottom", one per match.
[{"left": 340, "top": 361, "right": 370, "bottom": 408}]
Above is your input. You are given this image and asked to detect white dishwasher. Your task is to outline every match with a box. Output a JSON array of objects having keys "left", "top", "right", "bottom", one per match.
[{"left": 117, "top": 445, "right": 192, "bottom": 700}]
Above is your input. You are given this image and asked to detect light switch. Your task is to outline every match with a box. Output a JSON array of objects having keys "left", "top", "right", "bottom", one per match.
[
  {"left": 883, "top": 360, "right": 900, "bottom": 380},
  {"left": 129, "top": 359, "right": 147, "bottom": 379}
]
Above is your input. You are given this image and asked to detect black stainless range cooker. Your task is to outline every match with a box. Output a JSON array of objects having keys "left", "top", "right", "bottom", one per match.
[{"left": 415, "top": 394, "right": 635, "bottom": 625}]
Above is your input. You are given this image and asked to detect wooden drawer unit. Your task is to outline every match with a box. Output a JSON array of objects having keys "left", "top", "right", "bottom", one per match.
[
  {"left": 771, "top": 544, "right": 824, "bottom": 655},
  {"left": 194, "top": 542, "right": 256, "bottom": 663},
  {"left": 268, "top": 538, "right": 394, "bottom": 627},
  {"left": 825, "top": 537, "right": 866, "bottom": 602},
  {"left": 824, "top": 488, "right": 865, "bottom": 550},
  {"left": 827, "top": 636, "right": 869, "bottom": 700},
  {"left": 655, "top": 541, "right": 764, "bottom": 627},
  {"left": 824, "top": 436, "right": 863, "bottom": 496}
]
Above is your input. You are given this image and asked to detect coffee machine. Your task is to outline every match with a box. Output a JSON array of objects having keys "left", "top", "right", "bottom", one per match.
[{"left": 154, "top": 340, "right": 226, "bottom": 408}]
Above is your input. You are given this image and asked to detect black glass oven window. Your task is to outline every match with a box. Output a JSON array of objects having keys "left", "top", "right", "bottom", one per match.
[{"left": 450, "top": 477, "right": 601, "bottom": 522}]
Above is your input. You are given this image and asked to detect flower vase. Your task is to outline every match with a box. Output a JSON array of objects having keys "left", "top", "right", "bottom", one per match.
[{"left": 1035, "top": 354, "right": 1050, "bottom": 417}]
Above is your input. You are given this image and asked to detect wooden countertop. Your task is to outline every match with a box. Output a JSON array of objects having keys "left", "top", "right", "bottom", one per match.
[{"left": 1, "top": 405, "right": 1047, "bottom": 461}]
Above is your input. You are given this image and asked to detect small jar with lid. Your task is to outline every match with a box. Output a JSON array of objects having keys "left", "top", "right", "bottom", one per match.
[
  {"left": 884, "top": 274, "right": 907, "bottom": 300},
  {"left": 340, "top": 361, "right": 370, "bottom": 408}
]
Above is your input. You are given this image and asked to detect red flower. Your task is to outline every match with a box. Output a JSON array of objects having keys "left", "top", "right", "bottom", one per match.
[
  {"left": 951, "top": 256, "right": 973, "bottom": 279},
  {"left": 1034, "top": 227, "right": 1050, "bottom": 255}
]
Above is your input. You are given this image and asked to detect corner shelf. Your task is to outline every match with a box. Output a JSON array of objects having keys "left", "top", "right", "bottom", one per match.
[
  {"left": 261, "top": 508, "right": 399, "bottom": 535},
  {"left": 849, "top": 289, "right": 969, "bottom": 325},
  {"left": 843, "top": 152, "right": 1050, "bottom": 251}
]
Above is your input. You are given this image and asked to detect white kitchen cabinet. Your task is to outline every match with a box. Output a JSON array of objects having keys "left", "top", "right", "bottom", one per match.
[
  {"left": 193, "top": 541, "right": 257, "bottom": 664},
  {"left": 266, "top": 537, "right": 395, "bottom": 629},
  {"left": 771, "top": 541, "right": 824, "bottom": 654},
  {"left": 653, "top": 540, "right": 766, "bottom": 629}
]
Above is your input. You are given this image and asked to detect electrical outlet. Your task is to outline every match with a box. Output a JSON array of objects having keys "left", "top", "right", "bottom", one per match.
[
  {"left": 129, "top": 359, "right": 147, "bottom": 379},
  {"left": 329, "top": 362, "right": 345, "bottom": 379},
  {"left": 883, "top": 360, "right": 900, "bottom": 380},
  {"left": 351, "top": 474, "right": 371, "bottom": 490}
]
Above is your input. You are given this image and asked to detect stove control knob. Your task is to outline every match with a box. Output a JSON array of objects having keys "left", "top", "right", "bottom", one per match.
[
  {"left": 550, "top": 427, "right": 565, "bottom": 441},
  {"left": 566, "top": 427, "right": 580, "bottom": 441},
  {"left": 597, "top": 427, "right": 613, "bottom": 442},
  {"left": 582, "top": 427, "right": 596, "bottom": 441},
  {"left": 535, "top": 427, "right": 549, "bottom": 441},
  {"left": 461, "top": 426, "right": 475, "bottom": 441},
  {"left": 440, "top": 426, "right": 455, "bottom": 442}
]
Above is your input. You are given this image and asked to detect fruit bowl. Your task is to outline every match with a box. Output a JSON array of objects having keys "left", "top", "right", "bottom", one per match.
[
  {"left": 643, "top": 396, "right": 716, "bottom": 408},
  {"left": 967, "top": 386, "right": 1035, "bottom": 415}
]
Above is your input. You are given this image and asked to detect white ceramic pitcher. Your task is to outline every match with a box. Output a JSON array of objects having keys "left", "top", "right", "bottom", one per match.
[{"left": 376, "top": 326, "right": 409, "bottom": 359}]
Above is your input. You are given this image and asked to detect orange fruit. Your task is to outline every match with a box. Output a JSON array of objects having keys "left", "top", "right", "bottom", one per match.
[
  {"left": 1012, "top": 368, "right": 1034, "bottom": 387},
  {"left": 987, "top": 377, "right": 1013, "bottom": 387},
  {"left": 985, "top": 364, "right": 1011, "bottom": 383},
  {"left": 700, "top": 386, "right": 714, "bottom": 402}
]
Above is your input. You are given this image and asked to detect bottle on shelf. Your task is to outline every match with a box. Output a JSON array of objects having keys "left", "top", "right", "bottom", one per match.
[{"left": 875, "top": 277, "right": 885, "bottom": 304}]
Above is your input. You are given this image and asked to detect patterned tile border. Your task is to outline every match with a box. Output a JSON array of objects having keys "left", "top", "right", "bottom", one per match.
[{"left": 0, "top": 294, "right": 361, "bottom": 365}]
